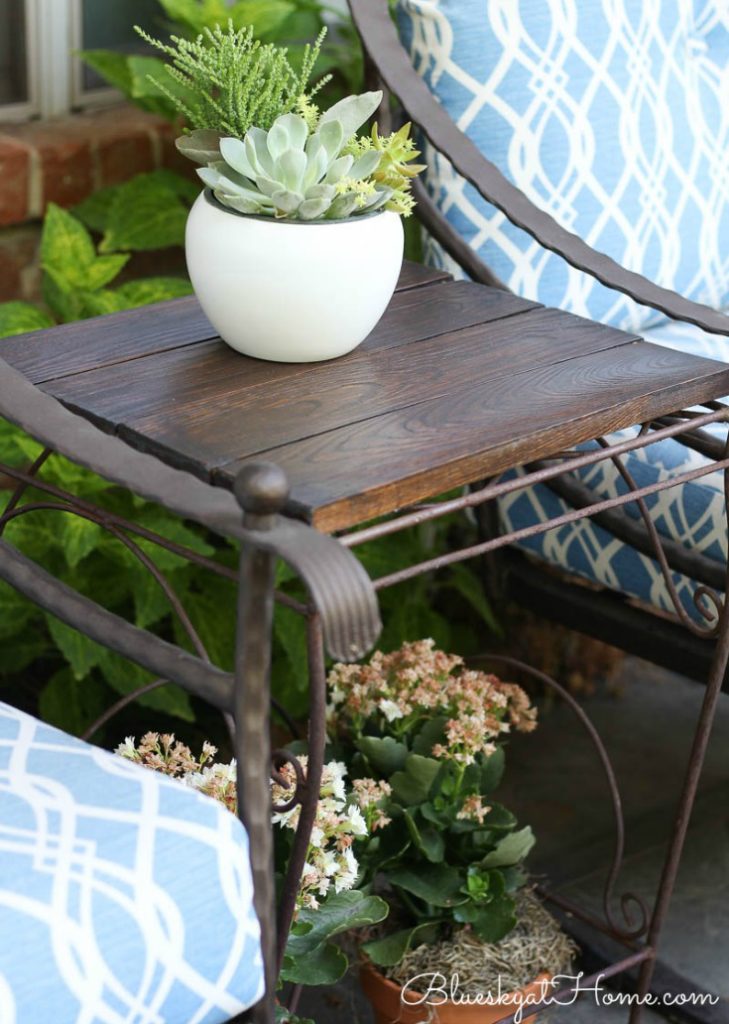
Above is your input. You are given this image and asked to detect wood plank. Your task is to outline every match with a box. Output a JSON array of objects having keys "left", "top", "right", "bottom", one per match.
[
  {"left": 39, "top": 282, "right": 540, "bottom": 440},
  {"left": 215, "top": 342, "right": 729, "bottom": 531},
  {"left": 396, "top": 261, "right": 451, "bottom": 291},
  {"left": 2, "top": 261, "right": 451, "bottom": 385},
  {"left": 3, "top": 296, "right": 214, "bottom": 385},
  {"left": 121, "top": 307, "right": 635, "bottom": 466}
]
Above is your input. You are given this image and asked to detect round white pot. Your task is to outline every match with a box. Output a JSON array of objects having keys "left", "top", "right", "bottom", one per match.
[{"left": 185, "top": 191, "right": 405, "bottom": 362}]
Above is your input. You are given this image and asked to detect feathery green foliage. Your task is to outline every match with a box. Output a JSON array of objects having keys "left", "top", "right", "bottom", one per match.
[{"left": 134, "top": 20, "right": 330, "bottom": 138}]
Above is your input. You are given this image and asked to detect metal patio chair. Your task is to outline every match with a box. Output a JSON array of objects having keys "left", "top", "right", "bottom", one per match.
[
  {"left": 349, "top": 0, "right": 729, "bottom": 684},
  {"left": 0, "top": 356, "right": 380, "bottom": 1024}
]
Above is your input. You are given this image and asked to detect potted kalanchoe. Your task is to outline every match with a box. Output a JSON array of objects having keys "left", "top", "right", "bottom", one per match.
[
  {"left": 135, "top": 22, "right": 425, "bottom": 362},
  {"left": 326, "top": 640, "right": 575, "bottom": 1024},
  {"left": 115, "top": 734, "right": 389, "bottom": 1018}
]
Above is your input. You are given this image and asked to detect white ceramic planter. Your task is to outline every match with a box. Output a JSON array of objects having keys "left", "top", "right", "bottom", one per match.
[{"left": 185, "top": 191, "right": 405, "bottom": 362}]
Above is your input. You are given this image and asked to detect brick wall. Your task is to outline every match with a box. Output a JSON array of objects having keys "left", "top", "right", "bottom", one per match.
[{"left": 0, "top": 104, "right": 193, "bottom": 303}]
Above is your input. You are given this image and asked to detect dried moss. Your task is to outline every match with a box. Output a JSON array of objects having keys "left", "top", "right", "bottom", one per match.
[{"left": 386, "top": 890, "right": 577, "bottom": 996}]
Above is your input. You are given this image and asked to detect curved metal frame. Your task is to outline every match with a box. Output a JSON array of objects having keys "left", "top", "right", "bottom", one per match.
[
  {"left": 471, "top": 652, "right": 649, "bottom": 942},
  {"left": 3, "top": 394, "right": 729, "bottom": 1021},
  {"left": 0, "top": 354, "right": 383, "bottom": 1024}
]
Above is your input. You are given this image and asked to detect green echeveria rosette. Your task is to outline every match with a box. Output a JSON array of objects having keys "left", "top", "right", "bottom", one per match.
[{"left": 183, "top": 92, "right": 395, "bottom": 221}]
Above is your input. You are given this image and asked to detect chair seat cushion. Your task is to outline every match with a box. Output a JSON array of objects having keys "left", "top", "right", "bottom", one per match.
[
  {"left": 0, "top": 703, "right": 263, "bottom": 1024},
  {"left": 497, "top": 319, "right": 728, "bottom": 620}
]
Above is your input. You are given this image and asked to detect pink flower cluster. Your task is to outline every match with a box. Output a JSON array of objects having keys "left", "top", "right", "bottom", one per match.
[
  {"left": 117, "top": 733, "right": 238, "bottom": 810},
  {"left": 327, "top": 639, "right": 537, "bottom": 765},
  {"left": 351, "top": 777, "right": 392, "bottom": 832},
  {"left": 457, "top": 793, "right": 492, "bottom": 825}
]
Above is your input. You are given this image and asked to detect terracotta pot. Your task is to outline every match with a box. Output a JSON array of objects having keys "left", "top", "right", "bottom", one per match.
[{"left": 360, "top": 962, "right": 551, "bottom": 1024}]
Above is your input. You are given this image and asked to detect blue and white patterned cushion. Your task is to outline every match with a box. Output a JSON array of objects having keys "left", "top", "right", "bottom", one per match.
[
  {"left": 395, "top": 0, "right": 729, "bottom": 616},
  {"left": 396, "top": 0, "right": 729, "bottom": 333},
  {"left": 498, "top": 318, "right": 728, "bottom": 619},
  {"left": 0, "top": 702, "right": 264, "bottom": 1024}
]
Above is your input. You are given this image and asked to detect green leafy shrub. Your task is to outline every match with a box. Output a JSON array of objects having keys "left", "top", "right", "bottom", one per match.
[
  {"left": 0, "top": 198, "right": 193, "bottom": 335},
  {"left": 74, "top": 168, "right": 199, "bottom": 253}
]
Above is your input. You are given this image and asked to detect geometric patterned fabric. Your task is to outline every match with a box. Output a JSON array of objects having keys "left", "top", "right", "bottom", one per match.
[
  {"left": 396, "top": 0, "right": 729, "bottom": 616},
  {"left": 0, "top": 702, "right": 264, "bottom": 1024},
  {"left": 396, "top": 0, "right": 729, "bottom": 332},
  {"left": 498, "top": 320, "right": 728, "bottom": 621}
]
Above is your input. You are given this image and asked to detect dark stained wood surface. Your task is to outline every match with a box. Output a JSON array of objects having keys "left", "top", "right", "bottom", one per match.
[
  {"left": 4, "top": 261, "right": 729, "bottom": 531},
  {"left": 3, "top": 260, "right": 451, "bottom": 386}
]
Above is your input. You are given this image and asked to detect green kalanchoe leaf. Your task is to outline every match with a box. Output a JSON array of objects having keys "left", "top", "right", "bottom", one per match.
[
  {"left": 362, "top": 922, "right": 440, "bottom": 968},
  {"left": 481, "top": 826, "right": 536, "bottom": 868},
  {"left": 388, "top": 864, "right": 467, "bottom": 908},
  {"left": 356, "top": 735, "right": 409, "bottom": 775},
  {"left": 390, "top": 754, "right": 441, "bottom": 805}
]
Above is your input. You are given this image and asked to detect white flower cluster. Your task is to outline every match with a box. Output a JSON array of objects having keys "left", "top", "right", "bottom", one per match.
[
  {"left": 272, "top": 757, "right": 368, "bottom": 910},
  {"left": 117, "top": 738, "right": 374, "bottom": 913}
]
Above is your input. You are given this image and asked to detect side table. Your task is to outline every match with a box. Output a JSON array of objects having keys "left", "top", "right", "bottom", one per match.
[{"left": 4, "top": 261, "right": 729, "bottom": 1024}]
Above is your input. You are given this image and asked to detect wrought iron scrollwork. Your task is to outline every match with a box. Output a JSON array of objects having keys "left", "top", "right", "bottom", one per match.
[
  {"left": 271, "top": 749, "right": 306, "bottom": 814},
  {"left": 474, "top": 653, "right": 649, "bottom": 942},
  {"left": 595, "top": 431, "right": 728, "bottom": 639}
]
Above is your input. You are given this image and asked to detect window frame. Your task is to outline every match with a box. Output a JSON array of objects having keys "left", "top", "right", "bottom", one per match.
[
  {"left": 0, "top": 0, "right": 39, "bottom": 121},
  {"left": 0, "top": 0, "right": 127, "bottom": 122},
  {"left": 68, "top": 0, "right": 125, "bottom": 111}
]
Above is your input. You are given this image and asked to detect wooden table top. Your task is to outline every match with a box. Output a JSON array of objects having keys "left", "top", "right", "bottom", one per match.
[{"left": 6, "top": 262, "right": 729, "bottom": 532}]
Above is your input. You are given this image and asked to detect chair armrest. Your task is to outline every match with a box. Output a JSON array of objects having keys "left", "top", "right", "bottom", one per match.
[
  {"left": 350, "top": 0, "right": 729, "bottom": 337},
  {"left": 0, "top": 357, "right": 381, "bottom": 661}
]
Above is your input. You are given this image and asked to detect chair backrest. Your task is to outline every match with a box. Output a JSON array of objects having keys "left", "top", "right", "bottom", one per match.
[{"left": 395, "top": 0, "right": 729, "bottom": 332}]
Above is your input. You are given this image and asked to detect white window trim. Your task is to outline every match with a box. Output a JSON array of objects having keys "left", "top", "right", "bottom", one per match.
[
  {"left": 0, "top": 0, "right": 124, "bottom": 122},
  {"left": 32, "top": 0, "right": 74, "bottom": 118}
]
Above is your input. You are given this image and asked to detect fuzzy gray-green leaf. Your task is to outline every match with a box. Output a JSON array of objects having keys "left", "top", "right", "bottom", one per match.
[
  {"left": 219, "top": 137, "right": 257, "bottom": 180},
  {"left": 319, "top": 90, "right": 383, "bottom": 141},
  {"left": 276, "top": 150, "right": 307, "bottom": 192},
  {"left": 324, "top": 154, "right": 354, "bottom": 184},
  {"left": 176, "top": 129, "right": 222, "bottom": 166}
]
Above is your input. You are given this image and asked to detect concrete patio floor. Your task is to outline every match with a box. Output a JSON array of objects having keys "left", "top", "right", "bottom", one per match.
[{"left": 299, "top": 654, "right": 729, "bottom": 1023}]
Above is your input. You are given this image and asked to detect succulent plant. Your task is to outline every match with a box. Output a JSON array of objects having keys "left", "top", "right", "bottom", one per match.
[
  {"left": 195, "top": 92, "right": 394, "bottom": 220},
  {"left": 346, "top": 122, "right": 428, "bottom": 217}
]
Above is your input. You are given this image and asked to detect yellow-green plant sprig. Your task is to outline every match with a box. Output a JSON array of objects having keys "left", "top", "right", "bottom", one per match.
[{"left": 345, "top": 122, "right": 427, "bottom": 217}]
